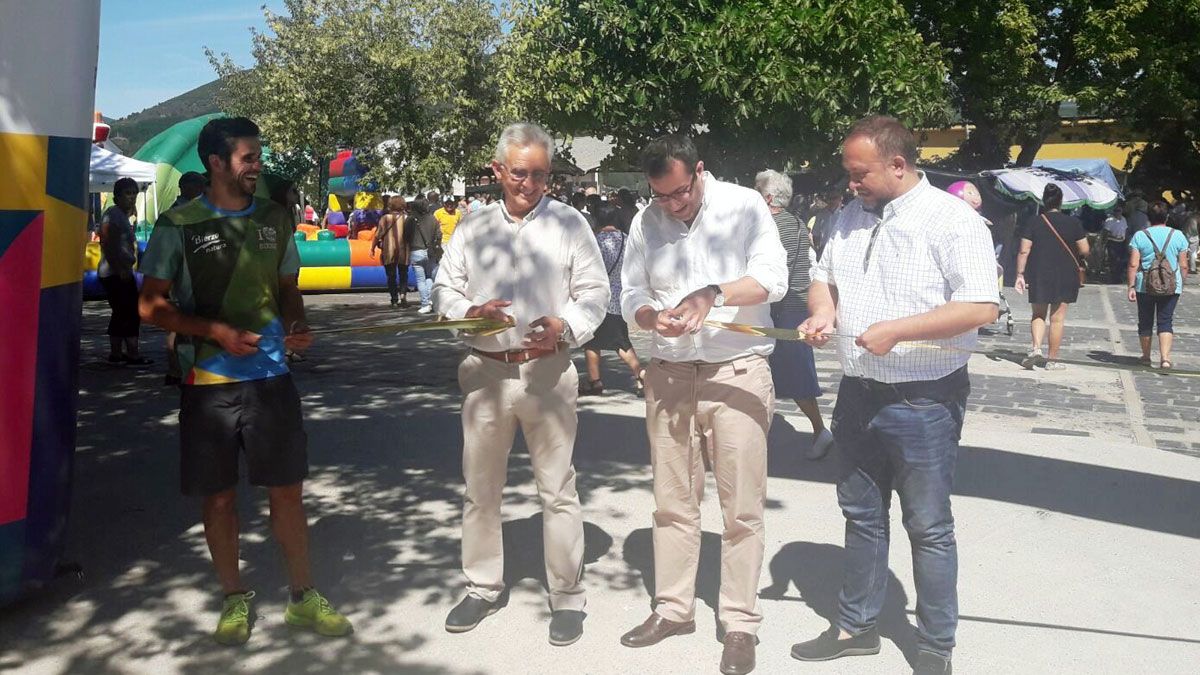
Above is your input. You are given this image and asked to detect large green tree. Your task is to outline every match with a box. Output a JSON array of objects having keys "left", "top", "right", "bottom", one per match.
[
  {"left": 905, "top": 0, "right": 1144, "bottom": 169},
  {"left": 209, "top": 0, "right": 502, "bottom": 194},
  {"left": 499, "top": 0, "right": 951, "bottom": 182},
  {"left": 1094, "top": 0, "right": 1200, "bottom": 199}
]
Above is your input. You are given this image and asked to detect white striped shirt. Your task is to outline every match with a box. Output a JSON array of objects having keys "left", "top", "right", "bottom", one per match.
[{"left": 813, "top": 174, "right": 998, "bottom": 383}]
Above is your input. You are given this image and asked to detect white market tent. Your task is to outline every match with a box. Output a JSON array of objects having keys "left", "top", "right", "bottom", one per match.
[
  {"left": 90, "top": 143, "right": 156, "bottom": 191},
  {"left": 89, "top": 143, "right": 160, "bottom": 223}
]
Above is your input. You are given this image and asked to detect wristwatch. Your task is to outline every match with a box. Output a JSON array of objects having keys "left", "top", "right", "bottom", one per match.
[
  {"left": 557, "top": 316, "right": 574, "bottom": 343},
  {"left": 708, "top": 284, "right": 725, "bottom": 307}
]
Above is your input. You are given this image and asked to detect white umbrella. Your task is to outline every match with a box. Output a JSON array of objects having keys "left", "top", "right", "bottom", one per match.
[{"left": 985, "top": 166, "right": 1119, "bottom": 210}]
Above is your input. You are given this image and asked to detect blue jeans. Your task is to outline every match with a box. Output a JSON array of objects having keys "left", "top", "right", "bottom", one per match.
[
  {"left": 831, "top": 368, "right": 969, "bottom": 658},
  {"left": 410, "top": 249, "right": 438, "bottom": 308}
]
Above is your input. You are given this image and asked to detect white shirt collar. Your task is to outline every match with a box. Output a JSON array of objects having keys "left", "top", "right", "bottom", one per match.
[{"left": 500, "top": 195, "right": 550, "bottom": 226}]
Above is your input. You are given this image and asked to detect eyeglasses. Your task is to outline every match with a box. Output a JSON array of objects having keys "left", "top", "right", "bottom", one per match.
[
  {"left": 650, "top": 170, "right": 699, "bottom": 204},
  {"left": 501, "top": 165, "right": 550, "bottom": 184}
]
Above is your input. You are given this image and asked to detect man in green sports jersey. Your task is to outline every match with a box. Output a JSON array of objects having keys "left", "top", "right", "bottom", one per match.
[{"left": 139, "top": 117, "right": 351, "bottom": 645}]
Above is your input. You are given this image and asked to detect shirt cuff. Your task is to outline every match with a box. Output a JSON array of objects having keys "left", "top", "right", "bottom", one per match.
[
  {"left": 435, "top": 295, "right": 473, "bottom": 320},
  {"left": 559, "top": 305, "right": 595, "bottom": 347},
  {"left": 747, "top": 270, "right": 787, "bottom": 304},
  {"left": 621, "top": 291, "right": 661, "bottom": 325}
]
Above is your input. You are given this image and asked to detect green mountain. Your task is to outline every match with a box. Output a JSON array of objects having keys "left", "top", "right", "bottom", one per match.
[{"left": 108, "top": 79, "right": 224, "bottom": 154}]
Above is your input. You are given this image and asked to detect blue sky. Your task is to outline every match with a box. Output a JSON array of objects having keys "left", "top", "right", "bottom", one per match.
[
  {"left": 96, "top": 0, "right": 285, "bottom": 119},
  {"left": 96, "top": 1, "right": 506, "bottom": 120}
]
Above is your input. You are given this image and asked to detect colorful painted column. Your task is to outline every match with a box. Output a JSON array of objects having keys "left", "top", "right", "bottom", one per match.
[{"left": 0, "top": 0, "right": 100, "bottom": 605}]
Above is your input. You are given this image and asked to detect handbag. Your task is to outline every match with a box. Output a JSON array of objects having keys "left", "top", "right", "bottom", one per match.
[{"left": 1042, "top": 214, "right": 1086, "bottom": 286}]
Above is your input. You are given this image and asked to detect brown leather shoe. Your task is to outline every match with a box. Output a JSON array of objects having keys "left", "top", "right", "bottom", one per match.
[
  {"left": 720, "top": 631, "right": 756, "bottom": 675},
  {"left": 619, "top": 613, "right": 696, "bottom": 648}
]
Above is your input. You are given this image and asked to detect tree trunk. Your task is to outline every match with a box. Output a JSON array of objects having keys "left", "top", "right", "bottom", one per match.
[{"left": 1014, "top": 103, "right": 1063, "bottom": 166}]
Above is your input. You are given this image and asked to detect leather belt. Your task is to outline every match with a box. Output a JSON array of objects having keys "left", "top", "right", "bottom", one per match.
[{"left": 472, "top": 345, "right": 561, "bottom": 365}]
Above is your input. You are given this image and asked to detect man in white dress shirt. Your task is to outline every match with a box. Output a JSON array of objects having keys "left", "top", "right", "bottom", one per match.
[
  {"left": 432, "top": 122, "right": 610, "bottom": 647},
  {"left": 791, "top": 116, "right": 998, "bottom": 675},
  {"left": 617, "top": 134, "right": 787, "bottom": 675}
]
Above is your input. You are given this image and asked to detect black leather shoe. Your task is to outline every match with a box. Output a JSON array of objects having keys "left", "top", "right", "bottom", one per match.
[
  {"left": 445, "top": 595, "right": 499, "bottom": 633},
  {"left": 913, "top": 650, "right": 952, "bottom": 675},
  {"left": 790, "top": 625, "right": 880, "bottom": 661},
  {"left": 548, "top": 610, "right": 585, "bottom": 646}
]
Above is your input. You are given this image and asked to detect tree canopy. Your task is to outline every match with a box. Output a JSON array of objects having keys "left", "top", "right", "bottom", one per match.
[
  {"left": 499, "top": 0, "right": 951, "bottom": 182},
  {"left": 905, "top": 0, "right": 1145, "bottom": 169},
  {"left": 208, "top": 0, "right": 502, "bottom": 194}
]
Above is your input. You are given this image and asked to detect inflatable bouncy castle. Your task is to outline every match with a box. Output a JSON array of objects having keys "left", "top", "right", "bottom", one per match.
[{"left": 0, "top": 0, "right": 99, "bottom": 606}]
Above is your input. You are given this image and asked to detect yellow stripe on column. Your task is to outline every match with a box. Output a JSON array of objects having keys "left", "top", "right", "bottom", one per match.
[
  {"left": 42, "top": 198, "right": 87, "bottom": 288},
  {"left": 0, "top": 133, "right": 48, "bottom": 210},
  {"left": 298, "top": 266, "right": 352, "bottom": 290}
]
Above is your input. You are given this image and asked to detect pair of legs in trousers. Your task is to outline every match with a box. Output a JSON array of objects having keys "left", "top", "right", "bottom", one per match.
[
  {"left": 457, "top": 350, "right": 586, "bottom": 611},
  {"left": 410, "top": 249, "right": 437, "bottom": 309},
  {"left": 830, "top": 370, "right": 969, "bottom": 658},
  {"left": 644, "top": 355, "right": 773, "bottom": 634},
  {"left": 382, "top": 262, "right": 408, "bottom": 306}
]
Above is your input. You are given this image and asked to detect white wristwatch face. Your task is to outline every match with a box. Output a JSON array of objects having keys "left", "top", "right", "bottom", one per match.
[{"left": 713, "top": 291, "right": 725, "bottom": 307}]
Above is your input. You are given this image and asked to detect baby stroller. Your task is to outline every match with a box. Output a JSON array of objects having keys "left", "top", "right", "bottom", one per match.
[{"left": 995, "top": 245, "right": 1014, "bottom": 335}]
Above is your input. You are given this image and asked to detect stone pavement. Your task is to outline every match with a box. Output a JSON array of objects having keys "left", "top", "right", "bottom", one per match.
[{"left": 1, "top": 281, "right": 1198, "bottom": 674}]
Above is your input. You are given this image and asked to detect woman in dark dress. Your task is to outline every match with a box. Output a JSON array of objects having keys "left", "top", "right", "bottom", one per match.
[
  {"left": 579, "top": 204, "right": 644, "bottom": 396},
  {"left": 1014, "top": 184, "right": 1090, "bottom": 370}
]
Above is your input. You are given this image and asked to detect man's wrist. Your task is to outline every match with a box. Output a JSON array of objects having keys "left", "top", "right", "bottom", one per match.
[{"left": 557, "top": 316, "right": 573, "bottom": 342}]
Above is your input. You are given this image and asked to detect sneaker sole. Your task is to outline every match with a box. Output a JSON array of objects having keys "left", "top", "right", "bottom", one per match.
[
  {"left": 444, "top": 604, "right": 500, "bottom": 633},
  {"left": 790, "top": 644, "right": 881, "bottom": 662},
  {"left": 213, "top": 632, "right": 249, "bottom": 646},
  {"left": 284, "top": 613, "right": 352, "bottom": 637}
]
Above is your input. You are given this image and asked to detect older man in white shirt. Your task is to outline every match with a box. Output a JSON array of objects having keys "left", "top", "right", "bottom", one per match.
[
  {"left": 791, "top": 116, "right": 998, "bottom": 675},
  {"left": 617, "top": 135, "right": 787, "bottom": 675},
  {"left": 432, "top": 122, "right": 609, "bottom": 647}
]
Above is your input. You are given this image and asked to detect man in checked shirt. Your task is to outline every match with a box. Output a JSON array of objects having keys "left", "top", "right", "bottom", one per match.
[{"left": 792, "top": 116, "right": 998, "bottom": 675}]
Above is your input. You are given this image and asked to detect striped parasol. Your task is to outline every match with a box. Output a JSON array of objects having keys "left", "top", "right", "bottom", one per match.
[{"left": 984, "top": 166, "right": 1120, "bottom": 210}]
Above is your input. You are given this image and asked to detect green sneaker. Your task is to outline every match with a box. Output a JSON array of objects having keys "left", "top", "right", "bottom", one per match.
[
  {"left": 284, "top": 589, "right": 352, "bottom": 637},
  {"left": 214, "top": 591, "right": 255, "bottom": 645}
]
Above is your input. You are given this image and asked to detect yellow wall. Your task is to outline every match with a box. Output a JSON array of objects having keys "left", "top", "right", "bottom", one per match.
[{"left": 919, "top": 119, "right": 1147, "bottom": 169}]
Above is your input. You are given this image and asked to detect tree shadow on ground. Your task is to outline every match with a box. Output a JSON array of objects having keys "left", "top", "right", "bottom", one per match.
[
  {"left": 3, "top": 298, "right": 1199, "bottom": 672},
  {"left": 761, "top": 541, "right": 918, "bottom": 666}
]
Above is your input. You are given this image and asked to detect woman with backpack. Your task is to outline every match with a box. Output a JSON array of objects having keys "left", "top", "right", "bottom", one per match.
[
  {"left": 1127, "top": 201, "right": 1190, "bottom": 370},
  {"left": 578, "top": 204, "right": 644, "bottom": 396},
  {"left": 1015, "top": 184, "right": 1090, "bottom": 370}
]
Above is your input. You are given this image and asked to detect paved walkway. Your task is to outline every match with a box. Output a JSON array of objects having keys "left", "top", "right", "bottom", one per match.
[{"left": 1, "top": 281, "right": 1198, "bottom": 674}]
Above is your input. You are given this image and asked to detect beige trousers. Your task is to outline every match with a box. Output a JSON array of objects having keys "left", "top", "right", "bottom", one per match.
[
  {"left": 457, "top": 349, "right": 586, "bottom": 611},
  {"left": 644, "top": 354, "right": 774, "bottom": 634}
]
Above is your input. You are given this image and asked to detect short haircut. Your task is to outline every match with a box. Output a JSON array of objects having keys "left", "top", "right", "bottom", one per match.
[
  {"left": 569, "top": 191, "right": 587, "bottom": 208},
  {"left": 1148, "top": 200, "right": 1170, "bottom": 225},
  {"left": 493, "top": 122, "right": 555, "bottom": 164},
  {"left": 387, "top": 194, "right": 406, "bottom": 213},
  {"left": 616, "top": 187, "right": 637, "bottom": 209},
  {"left": 178, "top": 171, "right": 206, "bottom": 189},
  {"left": 594, "top": 203, "right": 622, "bottom": 231},
  {"left": 197, "top": 116, "right": 260, "bottom": 173},
  {"left": 641, "top": 134, "right": 699, "bottom": 178},
  {"left": 844, "top": 115, "right": 918, "bottom": 166},
  {"left": 1042, "top": 183, "right": 1064, "bottom": 211},
  {"left": 755, "top": 169, "right": 792, "bottom": 208},
  {"left": 426, "top": 191, "right": 440, "bottom": 203},
  {"left": 114, "top": 176, "right": 138, "bottom": 195},
  {"left": 586, "top": 193, "right": 603, "bottom": 213}
]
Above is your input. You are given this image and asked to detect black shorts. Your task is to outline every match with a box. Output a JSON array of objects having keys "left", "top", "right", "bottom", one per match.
[{"left": 179, "top": 374, "right": 309, "bottom": 497}]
